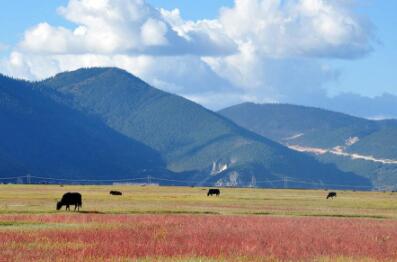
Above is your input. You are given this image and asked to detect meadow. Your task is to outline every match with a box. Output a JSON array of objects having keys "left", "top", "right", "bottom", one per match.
[{"left": 0, "top": 185, "right": 397, "bottom": 261}]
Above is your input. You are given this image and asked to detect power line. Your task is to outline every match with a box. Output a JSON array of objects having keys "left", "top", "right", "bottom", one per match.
[
  {"left": 29, "top": 175, "right": 147, "bottom": 183},
  {"left": 0, "top": 176, "right": 26, "bottom": 180},
  {"left": 0, "top": 174, "right": 374, "bottom": 189}
]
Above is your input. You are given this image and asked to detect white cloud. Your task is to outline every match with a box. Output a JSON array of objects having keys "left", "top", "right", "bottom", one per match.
[
  {"left": 0, "top": 0, "right": 375, "bottom": 111},
  {"left": 17, "top": 0, "right": 234, "bottom": 56},
  {"left": 19, "top": 23, "right": 83, "bottom": 54},
  {"left": 218, "top": 0, "right": 373, "bottom": 59},
  {"left": 200, "top": 0, "right": 373, "bottom": 106},
  {"left": 160, "top": 8, "right": 236, "bottom": 56},
  {"left": 141, "top": 18, "right": 168, "bottom": 46}
]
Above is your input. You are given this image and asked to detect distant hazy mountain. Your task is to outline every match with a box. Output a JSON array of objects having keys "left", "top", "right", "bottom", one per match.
[
  {"left": 220, "top": 103, "right": 397, "bottom": 189},
  {"left": 0, "top": 68, "right": 370, "bottom": 188},
  {"left": 317, "top": 93, "right": 397, "bottom": 120}
]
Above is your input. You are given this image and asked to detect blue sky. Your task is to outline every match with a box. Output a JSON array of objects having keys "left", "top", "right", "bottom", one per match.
[
  {"left": 0, "top": 0, "right": 69, "bottom": 48},
  {"left": 0, "top": 0, "right": 396, "bottom": 116},
  {"left": 328, "top": 0, "right": 397, "bottom": 97}
]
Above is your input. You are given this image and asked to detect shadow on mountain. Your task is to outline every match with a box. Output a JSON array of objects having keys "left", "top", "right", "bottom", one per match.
[{"left": 0, "top": 75, "right": 166, "bottom": 182}]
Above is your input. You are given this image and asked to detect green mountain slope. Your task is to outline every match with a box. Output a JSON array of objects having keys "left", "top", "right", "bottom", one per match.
[
  {"left": 33, "top": 68, "right": 370, "bottom": 188},
  {"left": 220, "top": 103, "right": 397, "bottom": 189},
  {"left": 0, "top": 75, "right": 167, "bottom": 182},
  {"left": 219, "top": 103, "right": 379, "bottom": 147}
]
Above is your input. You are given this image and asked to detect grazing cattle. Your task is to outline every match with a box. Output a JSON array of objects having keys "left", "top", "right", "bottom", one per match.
[
  {"left": 326, "top": 192, "right": 337, "bottom": 199},
  {"left": 207, "top": 188, "right": 220, "bottom": 196},
  {"left": 110, "top": 190, "right": 122, "bottom": 196},
  {"left": 56, "top": 192, "right": 82, "bottom": 211}
]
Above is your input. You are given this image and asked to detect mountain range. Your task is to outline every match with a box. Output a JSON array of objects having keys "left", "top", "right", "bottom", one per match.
[
  {"left": 220, "top": 103, "right": 397, "bottom": 189},
  {"left": 0, "top": 68, "right": 371, "bottom": 188}
]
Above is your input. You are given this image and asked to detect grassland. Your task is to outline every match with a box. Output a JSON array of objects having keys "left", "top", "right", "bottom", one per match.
[
  {"left": 1, "top": 185, "right": 396, "bottom": 218},
  {"left": 1, "top": 185, "right": 397, "bottom": 261}
]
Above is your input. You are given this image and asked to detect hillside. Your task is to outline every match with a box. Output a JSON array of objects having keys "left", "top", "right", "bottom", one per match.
[
  {"left": 219, "top": 103, "right": 379, "bottom": 147},
  {"left": 219, "top": 103, "right": 397, "bottom": 189},
  {"left": 0, "top": 69, "right": 370, "bottom": 188},
  {"left": 35, "top": 68, "right": 371, "bottom": 188},
  {"left": 0, "top": 75, "right": 167, "bottom": 182}
]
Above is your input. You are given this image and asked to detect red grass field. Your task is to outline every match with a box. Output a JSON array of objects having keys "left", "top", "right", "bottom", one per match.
[{"left": 1, "top": 214, "right": 397, "bottom": 261}]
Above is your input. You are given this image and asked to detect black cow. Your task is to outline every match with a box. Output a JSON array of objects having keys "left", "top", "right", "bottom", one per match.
[
  {"left": 110, "top": 190, "right": 122, "bottom": 196},
  {"left": 207, "top": 188, "right": 220, "bottom": 196},
  {"left": 56, "top": 192, "right": 82, "bottom": 211},
  {"left": 326, "top": 192, "right": 337, "bottom": 199}
]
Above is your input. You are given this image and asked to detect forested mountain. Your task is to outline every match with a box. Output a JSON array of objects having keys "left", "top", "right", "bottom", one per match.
[
  {"left": 0, "top": 69, "right": 371, "bottom": 188},
  {"left": 220, "top": 103, "right": 397, "bottom": 189},
  {"left": 0, "top": 74, "right": 167, "bottom": 182}
]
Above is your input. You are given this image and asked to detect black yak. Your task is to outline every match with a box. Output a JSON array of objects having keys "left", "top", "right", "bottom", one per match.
[
  {"left": 326, "top": 192, "right": 337, "bottom": 199},
  {"left": 110, "top": 190, "right": 122, "bottom": 196},
  {"left": 56, "top": 192, "right": 82, "bottom": 211},
  {"left": 207, "top": 188, "right": 220, "bottom": 196}
]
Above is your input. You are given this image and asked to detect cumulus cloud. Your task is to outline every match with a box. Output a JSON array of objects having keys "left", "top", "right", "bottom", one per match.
[
  {"left": 0, "top": 0, "right": 378, "bottom": 114},
  {"left": 218, "top": 0, "right": 373, "bottom": 59},
  {"left": 200, "top": 0, "right": 372, "bottom": 99},
  {"left": 17, "top": 0, "right": 235, "bottom": 56},
  {"left": 200, "top": 0, "right": 374, "bottom": 109}
]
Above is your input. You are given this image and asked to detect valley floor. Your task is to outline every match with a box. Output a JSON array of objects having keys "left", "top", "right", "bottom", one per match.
[{"left": 0, "top": 185, "right": 396, "bottom": 261}]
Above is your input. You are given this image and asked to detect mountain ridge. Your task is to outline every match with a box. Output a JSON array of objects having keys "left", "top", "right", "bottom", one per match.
[
  {"left": 0, "top": 73, "right": 169, "bottom": 182},
  {"left": 0, "top": 68, "right": 371, "bottom": 188}
]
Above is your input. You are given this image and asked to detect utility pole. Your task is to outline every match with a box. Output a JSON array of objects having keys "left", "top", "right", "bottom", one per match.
[
  {"left": 27, "top": 174, "right": 31, "bottom": 184},
  {"left": 319, "top": 180, "right": 325, "bottom": 190},
  {"left": 283, "top": 177, "right": 288, "bottom": 189},
  {"left": 251, "top": 176, "right": 256, "bottom": 188},
  {"left": 147, "top": 175, "right": 151, "bottom": 185}
]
